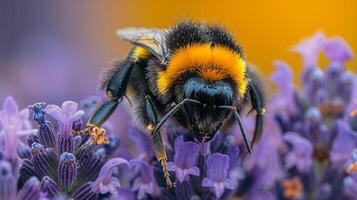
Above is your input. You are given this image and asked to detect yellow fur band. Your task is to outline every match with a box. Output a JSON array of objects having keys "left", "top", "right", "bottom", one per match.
[{"left": 157, "top": 43, "right": 247, "bottom": 96}]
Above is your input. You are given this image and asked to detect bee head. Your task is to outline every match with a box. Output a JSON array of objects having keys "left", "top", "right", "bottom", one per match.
[{"left": 183, "top": 77, "right": 234, "bottom": 142}]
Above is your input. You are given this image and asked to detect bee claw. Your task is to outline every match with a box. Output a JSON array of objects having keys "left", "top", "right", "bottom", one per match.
[{"left": 166, "top": 181, "right": 176, "bottom": 189}]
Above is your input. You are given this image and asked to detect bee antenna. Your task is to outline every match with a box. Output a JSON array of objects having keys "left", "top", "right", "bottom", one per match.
[
  {"left": 218, "top": 105, "right": 252, "bottom": 154},
  {"left": 152, "top": 98, "right": 201, "bottom": 134}
]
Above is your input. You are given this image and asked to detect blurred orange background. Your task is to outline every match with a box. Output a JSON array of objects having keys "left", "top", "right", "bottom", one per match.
[
  {"left": 0, "top": 0, "right": 356, "bottom": 104},
  {"left": 90, "top": 0, "right": 357, "bottom": 74}
]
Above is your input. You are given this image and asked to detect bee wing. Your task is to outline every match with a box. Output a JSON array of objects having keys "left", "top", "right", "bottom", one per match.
[{"left": 116, "top": 28, "right": 168, "bottom": 59}]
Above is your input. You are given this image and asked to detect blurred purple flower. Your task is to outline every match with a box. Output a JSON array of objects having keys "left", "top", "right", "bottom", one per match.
[
  {"left": 202, "top": 153, "right": 234, "bottom": 198},
  {"left": 0, "top": 160, "right": 16, "bottom": 200},
  {"left": 130, "top": 159, "right": 160, "bottom": 199},
  {"left": 284, "top": 132, "right": 313, "bottom": 172},
  {"left": 331, "top": 120, "right": 356, "bottom": 168},
  {"left": 0, "top": 96, "right": 36, "bottom": 166},
  {"left": 128, "top": 126, "right": 154, "bottom": 160},
  {"left": 291, "top": 32, "right": 325, "bottom": 68},
  {"left": 343, "top": 174, "right": 357, "bottom": 199},
  {"left": 270, "top": 60, "right": 296, "bottom": 117},
  {"left": 244, "top": 117, "right": 285, "bottom": 189},
  {"left": 323, "top": 36, "right": 354, "bottom": 63},
  {"left": 0, "top": 159, "right": 46, "bottom": 200},
  {"left": 45, "top": 101, "right": 84, "bottom": 135},
  {"left": 92, "top": 157, "right": 128, "bottom": 198},
  {"left": 168, "top": 136, "right": 200, "bottom": 182}
]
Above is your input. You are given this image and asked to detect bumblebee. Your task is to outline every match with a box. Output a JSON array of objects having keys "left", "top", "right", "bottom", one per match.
[{"left": 75, "top": 21, "right": 265, "bottom": 188}]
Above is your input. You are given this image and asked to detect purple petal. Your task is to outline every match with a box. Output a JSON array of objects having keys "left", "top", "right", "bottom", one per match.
[
  {"left": 98, "top": 157, "right": 129, "bottom": 178},
  {"left": 224, "top": 178, "right": 234, "bottom": 190},
  {"left": 69, "top": 110, "right": 85, "bottom": 122},
  {"left": 92, "top": 158, "right": 128, "bottom": 193},
  {"left": 61, "top": 101, "right": 78, "bottom": 115},
  {"left": 99, "top": 177, "right": 121, "bottom": 194},
  {"left": 205, "top": 153, "right": 230, "bottom": 182},
  {"left": 323, "top": 37, "right": 354, "bottom": 63},
  {"left": 202, "top": 178, "right": 214, "bottom": 187},
  {"left": 116, "top": 188, "right": 136, "bottom": 200},
  {"left": 291, "top": 32, "right": 325, "bottom": 68},
  {"left": 129, "top": 159, "right": 155, "bottom": 183},
  {"left": 212, "top": 182, "right": 225, "bottom": 198},
  {"left": 44, "top": 105, "right": 63, "bottom": 122},
  {"left": 271, "top": 60, "right": 293, "bottom": 90},
  {"left": 284, "top": 132, "right": 313, "bottom": 172},
  {"left": 188, "top": 167, "right": 200, "bottom": 176},
  {"left": 173, "top": 136, "right": 200, "bottom": 169},
  {"left": 3, "top": 96, "right": 19, "bottom": 116},
  {"left": 175, "top": 168, "right": 189, "bottom": 182},
  {"left": 331, "top": 120, "right": 356, "bottom": 168}
]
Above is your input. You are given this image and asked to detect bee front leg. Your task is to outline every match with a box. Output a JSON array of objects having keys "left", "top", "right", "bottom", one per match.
[
  {"left": 74, "top": 60, "right": 133, "bottom": 145},
  {"left": 144, "top": 95, "right": 175, "bottom": 189}
]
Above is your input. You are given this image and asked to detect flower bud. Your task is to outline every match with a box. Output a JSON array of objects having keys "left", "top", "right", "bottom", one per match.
[
  {"left": 58, "top": 152, "right": 78, "bottom": 191},
  {"left": 38, "top": 121, "right": 57, "bottom": 149},
  {"left": 0, "top": 161, "right": 16, "bottom": 200},
  {"left": 73, "top": 182, "right": 98, "bottom": 200},
  {"left": 17, "top": 177, "right": 41, "bottom": 200},
  {"left": 41, "top": 176, "right": 60, "bottom": 198}
]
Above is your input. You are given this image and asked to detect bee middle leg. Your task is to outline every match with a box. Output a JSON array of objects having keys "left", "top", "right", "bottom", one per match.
[{"left": 144, "top": 95, "right": 175, "bottom": 189}]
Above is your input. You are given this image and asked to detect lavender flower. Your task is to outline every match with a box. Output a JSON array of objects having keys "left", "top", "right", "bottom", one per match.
[
  {"left": 323, "top": 36, "right": 354, "bottom": 63},
  {"left": 283, "top": 132, "right": 313, "bottom": 172},
  {"left": 92, "top": 157, "right": 128, "bottom": 198},
  {"left": 331, "top": 120, "right": 356, "bottom": 168},
  {"left": 45, "top": 101, "right": 84, "bottom": 135},
  {"left": 291, "top": 32, "right": 325, "bottom": 68},
  {"left": 129, "top": 159, "right": 160, "bottom": 199},
  {"left": 0, "top": 97, "right": 37, "bottom": 167},
  {"left": 202, "top": 153, "right": 234, "bottom": 198},
  {"left": 168, "top": 136, "right": 200, "bottom": 182}
]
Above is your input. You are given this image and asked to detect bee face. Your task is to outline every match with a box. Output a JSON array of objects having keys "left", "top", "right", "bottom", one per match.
[{"left": 182, "top": 77, "right": 235, "bottom": 142}]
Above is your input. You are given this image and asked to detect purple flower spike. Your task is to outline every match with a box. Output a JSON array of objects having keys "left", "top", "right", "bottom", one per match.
[
  {"left": 0, "top": 161, "right": 16, "bottom": 200},
  {"left": 0, "top": 97, "right": 37, "bottom": 167},
  {"left": 41, "top": 176, "right": 60, "bottom": 198},
  {"left": 45, "top": 101, "right": 84, "bottom": 135},
  {"left": 202, "top": 153, "right": 234, "bottom": 198},
  {"left": 168, "top": 136, "right": 200, "bottom": 182},
  {"left": 58, "top": 152, "right": 78, "bottom": 191},
  {"left": 129, "top": 159, "right": 160, "bottom": 199},
  {"left": 17, "top": 177, "right": 42, "bottom": 200},
  {"left": 291, "top": 32, "right": 325, "bottom": 68},
  {"left": 284, "top": 132, "right": 313, "bottom": 172},
  {"left": 323, "top": 36, "right": 354, "bottom": 63},
  {"left": 92, "top": 158, "right": 129, "bottom": 198}
]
